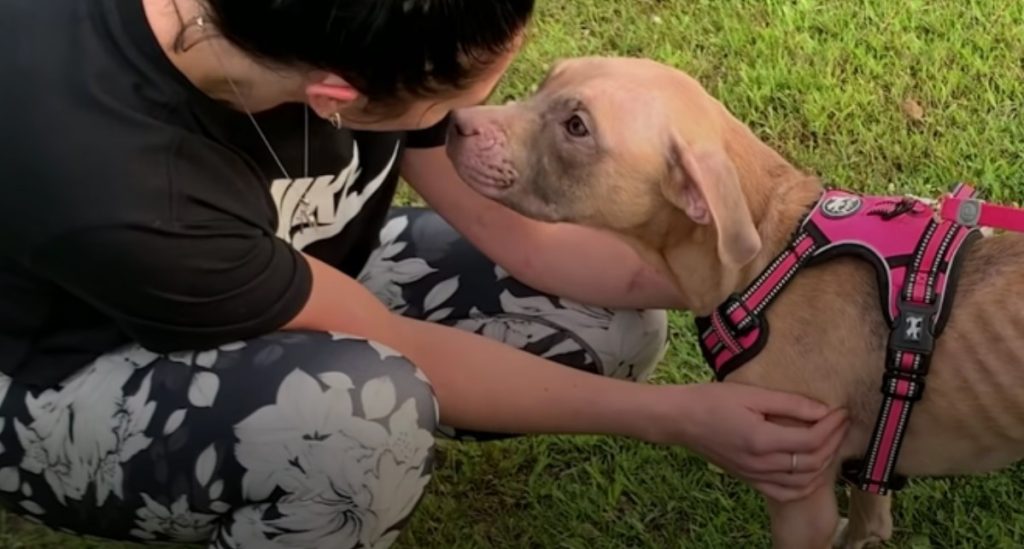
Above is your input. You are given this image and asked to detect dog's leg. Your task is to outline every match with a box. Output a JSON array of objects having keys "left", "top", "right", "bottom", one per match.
[
  {"left": 765, "top": 474, "right": 840, "bottom": 549},
  {"left": 833, "top": 489, "right": 892, "bottom": 549}
]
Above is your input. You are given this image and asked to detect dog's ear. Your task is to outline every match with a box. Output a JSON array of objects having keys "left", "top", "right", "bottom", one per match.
[{"left": 661, "top": 138, "right": 762, "bottom": 266}]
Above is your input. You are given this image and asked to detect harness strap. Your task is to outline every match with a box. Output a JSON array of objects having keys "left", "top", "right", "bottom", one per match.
[
  {"left": 699, "top": 182, "right": 985, "bottom": 495},
  {"left": 698, "top": 233, "right": 819, "bottom": 379},
  {"left": 940, "top": 193, "right": 1024, "bottom": 233},
  {"left": 841, "top": 183, "right": 979, "bottom": 495}
]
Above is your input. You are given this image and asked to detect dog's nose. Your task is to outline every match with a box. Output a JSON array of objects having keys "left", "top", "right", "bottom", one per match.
[{"left": 451, "top": 111, "right": 481, "bottom": 137}]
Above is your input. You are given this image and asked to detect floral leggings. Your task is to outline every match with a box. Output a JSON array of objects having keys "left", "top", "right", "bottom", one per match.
[{"left": 0, "top": 209, "right": 668, "bottom": 548}]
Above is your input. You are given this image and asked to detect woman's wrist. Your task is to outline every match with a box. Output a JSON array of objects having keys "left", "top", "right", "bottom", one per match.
[
  {"left": 626, "top": 381, "right": 708, "bottom": 446},
  {"left": 602, "top": 382, "right": 706, "bottom": 447}
]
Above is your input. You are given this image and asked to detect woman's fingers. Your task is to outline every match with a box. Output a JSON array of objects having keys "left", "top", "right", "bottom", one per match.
[
  {"left": 744, "top": 387, "right": 833, "bottom": 423},
  {"left": 756, "top": 415, "right": 849, "bottom": 474},
  {"left": 746, "top": 455, "right": 838, "bottom": 489},
  {"left": 752, "top": 467, "right": 835, "bottom": 503},
  {"left": 747, "top": 470, "right": 821, "bottom": 489},
  {"left": 751, "top": 407, "right": 849, "bottom": 456}
]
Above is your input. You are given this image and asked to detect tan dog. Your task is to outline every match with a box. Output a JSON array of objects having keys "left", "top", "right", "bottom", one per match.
[{"left": 446, "top": 56, "right": 1024, "bottom": 548}]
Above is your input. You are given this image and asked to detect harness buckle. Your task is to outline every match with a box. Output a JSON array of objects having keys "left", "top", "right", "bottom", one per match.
[
  {"left": 954, "top": 198, "right": 983, "bottom": 227},
  {"left": 716, "top": 294, "right": 759, "bottom": 336},
  {"left": 889, "top": 299, "right": 938, "bottom": 355}
]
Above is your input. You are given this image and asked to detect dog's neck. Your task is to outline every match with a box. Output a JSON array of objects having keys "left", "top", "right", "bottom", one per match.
[
  {"left": 659, "top": 122, "right": 824, "bottom": 315},
  {"left": 730, "top": 131, "right": 824, "bottom": 281}
]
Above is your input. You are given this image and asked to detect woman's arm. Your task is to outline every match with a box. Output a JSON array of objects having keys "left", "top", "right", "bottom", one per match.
[
  {"left": 284, "top": 254, "right": 849, "bottom": 502},
  {"left": 400, "top": 146, "right": 685, "bottom": 310},
  {"left": 285, "top": 254, "right": 663, "bottom": 437}
]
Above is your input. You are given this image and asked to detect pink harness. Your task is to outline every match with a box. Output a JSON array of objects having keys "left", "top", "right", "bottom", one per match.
[{"left": 696, "top": 183, "right": 995, "bottom": 495}]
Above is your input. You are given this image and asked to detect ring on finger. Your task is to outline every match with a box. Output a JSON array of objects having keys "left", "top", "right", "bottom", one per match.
[{"left": 789, "top": 452, "right": 798, "bottom": 474}]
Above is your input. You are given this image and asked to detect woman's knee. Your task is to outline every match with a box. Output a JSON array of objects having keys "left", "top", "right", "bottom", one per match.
[
  {"left": 224, "top": 332, "right": 439, "bottom": 548},
  {"left": 593, "top": 308, "right": 669, "bottom": 382},
  {"left": 455, "top": 294, "right": 669, "bottom": 382},
  {"left": 283, "top": 332, "right": 440, "bottom": 435}
]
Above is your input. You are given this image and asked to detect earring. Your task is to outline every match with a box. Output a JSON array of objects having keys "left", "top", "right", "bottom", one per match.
[
  {"left": 328, "top": 112, "right": 343, "bottom": 130},
  {"left": 173, "top": 13, "right": 213, "bottom": 53}
]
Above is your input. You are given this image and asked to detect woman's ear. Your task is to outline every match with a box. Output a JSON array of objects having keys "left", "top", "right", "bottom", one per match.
[{"left": 305, "top": 73, "right": 360, "bottom": 118}]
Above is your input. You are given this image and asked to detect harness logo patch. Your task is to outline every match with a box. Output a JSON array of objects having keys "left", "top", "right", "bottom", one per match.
[
  {"left": 904, "top": 315, "right": 924, "bottom": 341},
  {"left": 820, "top": 195, "right": 863, "bottom": 218}
]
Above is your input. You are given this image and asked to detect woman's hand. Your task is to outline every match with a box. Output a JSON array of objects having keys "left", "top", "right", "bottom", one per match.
[{"left": 645, "top": 383, "right": 849, "bottom": 503}]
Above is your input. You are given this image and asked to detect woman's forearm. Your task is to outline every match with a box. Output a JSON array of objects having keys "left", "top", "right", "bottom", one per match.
[
  {"left": 286, "top": 254, "right": 671, "bottom": 440},
  {"left": 388, "top": 312, "right": 663, "bottom": 437}
]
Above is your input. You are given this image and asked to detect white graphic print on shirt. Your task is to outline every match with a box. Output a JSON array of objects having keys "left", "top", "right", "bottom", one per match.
[{"left": 270, "top": 141, "right": 400, "bottom": 250}]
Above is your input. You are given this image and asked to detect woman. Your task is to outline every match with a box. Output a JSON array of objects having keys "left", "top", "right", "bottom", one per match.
[{"left": 0, "top": 0, "right": 848, "bottom": 547}]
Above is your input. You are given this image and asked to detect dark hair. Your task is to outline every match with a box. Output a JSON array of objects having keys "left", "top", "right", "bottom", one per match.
[{"left": 203, "top": 0, "right": 534, "bottom": 109}]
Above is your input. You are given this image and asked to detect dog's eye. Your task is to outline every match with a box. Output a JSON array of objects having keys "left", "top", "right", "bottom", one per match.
[{"left": 564, "top": 115, "right": 590, "bottom": 138}]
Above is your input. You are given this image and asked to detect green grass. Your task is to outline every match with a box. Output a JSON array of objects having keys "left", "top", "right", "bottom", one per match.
[{"left": 9, "top": 1, "right": 1024, "bottom": 547}]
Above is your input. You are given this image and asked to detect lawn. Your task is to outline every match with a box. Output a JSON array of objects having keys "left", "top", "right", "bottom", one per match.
[{"left": 6, "top": 0, "right": 1024, "bottom": 548}]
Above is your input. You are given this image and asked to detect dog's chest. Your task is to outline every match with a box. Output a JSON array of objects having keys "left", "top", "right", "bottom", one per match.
[
  {"left": 695, "top": 186, "right": 983, "bottom": 382},
  {"left": 724, "top": 259, "right": 886, "bottom": 408}
]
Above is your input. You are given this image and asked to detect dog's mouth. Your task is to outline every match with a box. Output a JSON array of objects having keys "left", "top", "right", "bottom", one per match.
[
  {"left": 445, "top": 137, "right": 518, "bottom": 199},
  {"left": 460, "top": 167, "right": 516, "bottom": 194}
]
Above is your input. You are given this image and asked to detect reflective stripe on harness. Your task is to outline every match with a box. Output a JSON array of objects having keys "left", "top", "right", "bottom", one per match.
[
  {"left": 842, "top": 192, "right": 978, "bottom": 494},
  {"left": 696, "top": 182, "right": 986, "bottom": 495}
]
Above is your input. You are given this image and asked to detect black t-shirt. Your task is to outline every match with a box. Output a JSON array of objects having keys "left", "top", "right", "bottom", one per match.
[{"left": 0, "top": 0, "right": 448, "bottom": 386}]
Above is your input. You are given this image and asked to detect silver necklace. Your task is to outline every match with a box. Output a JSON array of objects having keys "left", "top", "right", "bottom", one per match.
[{"left": 174, "top": 11, "right": 317, "bottom": 242}]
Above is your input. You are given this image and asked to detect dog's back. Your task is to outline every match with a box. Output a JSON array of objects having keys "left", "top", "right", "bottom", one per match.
[{"left": 913, "top": 231, "right": 1024, "bottom": 472}]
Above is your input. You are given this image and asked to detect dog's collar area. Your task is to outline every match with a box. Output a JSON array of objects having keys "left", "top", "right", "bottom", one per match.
[{"left": 695, "top": 182, "right": 985, "bottom": 496}]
